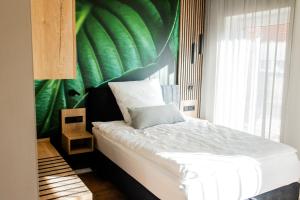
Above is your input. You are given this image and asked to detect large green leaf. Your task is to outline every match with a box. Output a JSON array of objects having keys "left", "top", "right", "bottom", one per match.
[
  {"left": 93, "top": 7, "right": 142, "bottom": 71},
  {"left": 168, "top": 0, "right": 180, "bottom": 59},
  {"left": 84, "top": 15, "right": 125, "bottom": 79},
  {"left": 77, "top": 29, "right": 104, "bottom": 88},
  {"left": 49, "top": 81, "right": 66, "bottom": 133},
  {"left": 99, "top": 0, "right": 158, "bottom": 66},
  {"left": 151, "top": 0, "right": 172, "bottom": 28},
  {"left": 35, "top": 80, "right": 59, "bottom": 136},
  {"left": 35, "top": 0, "right": 180, "bottom": 138},
  {"left": 122, "top": 0, "right": 164, "bottom": 50},
  {"left": 40, "top": 80, "right": 62, "bottom": 135},
  {"left": 76, "top": 0, "right": 92, "bottom": 34},
  {"left": 64, "top": 65, "right": 85, "bottom": 108}
]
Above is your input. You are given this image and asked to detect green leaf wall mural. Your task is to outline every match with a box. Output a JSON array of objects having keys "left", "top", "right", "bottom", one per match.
[{"left": 35, "top": 0, "right": 180, "bottom": 138}]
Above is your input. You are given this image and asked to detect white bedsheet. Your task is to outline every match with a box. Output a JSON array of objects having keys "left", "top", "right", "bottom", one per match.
[{"left": 93, "top": 118, "right": 300, "bottom": 200}]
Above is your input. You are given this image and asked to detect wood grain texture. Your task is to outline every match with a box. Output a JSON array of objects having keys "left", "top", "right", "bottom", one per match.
[
  {"left": 37, "top": 138, "right": 60, "bottom": 159},
  {"left": 178, "top": 0, "right": 205, "bottom": 117},
  {"left": 37, "top": 140, "right": 92, "bottom": 200},
  {"left": 31, "top": 0, "right": 76, "bottom": 80},
  {"left": 79, "top": 173, "right": 126, "bottom": 200},
  {"left": 61, "top": 108, "right": 86, "bottom": 133}
]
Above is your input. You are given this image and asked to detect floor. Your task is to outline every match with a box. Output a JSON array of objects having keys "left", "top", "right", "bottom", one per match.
[{"left": 79, "top": 172, "right": 127, "bottom": 200}]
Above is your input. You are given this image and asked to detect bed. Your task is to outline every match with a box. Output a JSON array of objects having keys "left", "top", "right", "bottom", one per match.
[{"left": 86, "top": 83, "right": 300, "bottom": 200}]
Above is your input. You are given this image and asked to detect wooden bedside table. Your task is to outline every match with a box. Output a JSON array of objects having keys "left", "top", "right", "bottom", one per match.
[{"left": 61, "top": 108, "right": 94, "bottom": 155}]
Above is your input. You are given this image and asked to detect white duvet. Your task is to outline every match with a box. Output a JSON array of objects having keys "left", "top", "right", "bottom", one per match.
[{"left": 93, "top": 118, "right": 300, "bottom": 200}]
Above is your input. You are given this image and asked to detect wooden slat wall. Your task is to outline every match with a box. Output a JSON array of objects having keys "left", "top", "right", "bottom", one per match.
[{"left": 178, "top": 0, "right": 205, "bottom": 117}]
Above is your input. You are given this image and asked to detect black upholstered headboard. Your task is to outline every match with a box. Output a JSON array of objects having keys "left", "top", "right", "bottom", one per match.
[
  {"left": 85, "top": 84, "right": 123, "bottom": 132},
  {"left": 85, "top": 83, "right": 179, "bottom": 132}
]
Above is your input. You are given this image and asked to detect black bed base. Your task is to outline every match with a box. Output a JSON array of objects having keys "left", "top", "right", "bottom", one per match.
[
  {"left": 92, "top": 150, "right": 158, "bottom": 200},
  {"left": 91, "top": 150, "right": 299, "bottom": 200},
  {"left": 250, "top": 183, "right": 299, "bottom": 200}
]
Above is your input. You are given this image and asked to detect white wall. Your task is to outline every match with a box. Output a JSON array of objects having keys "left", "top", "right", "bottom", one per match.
[
  {"left": 0, "top": 0, "right": 38, "bottom": 199},
  {"left": 283, "top": 0, "right": 300, "bottom": 155}
]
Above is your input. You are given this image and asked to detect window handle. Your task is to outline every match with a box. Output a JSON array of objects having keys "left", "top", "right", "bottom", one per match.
[{"left": 191, "top": 42, "right": 195, "bottom": 64}]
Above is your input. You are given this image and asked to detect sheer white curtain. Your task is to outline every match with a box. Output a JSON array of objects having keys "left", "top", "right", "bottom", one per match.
[{"left": 201, "top": 0, "right": 295, "bottom": 141}]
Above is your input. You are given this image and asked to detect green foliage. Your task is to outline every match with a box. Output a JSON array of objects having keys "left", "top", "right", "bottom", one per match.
[{"left": 35, "top": 0, "right": 180, "bottom": 137}]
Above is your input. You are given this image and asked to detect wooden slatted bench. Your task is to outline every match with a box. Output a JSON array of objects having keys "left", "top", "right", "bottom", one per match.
[{"left": 37, "top": 139, "right": 92, "bottom": 200}]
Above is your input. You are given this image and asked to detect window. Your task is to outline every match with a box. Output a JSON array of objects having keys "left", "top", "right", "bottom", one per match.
[{"left": 202, "top": 0, "right": 295, "bottom": 141}]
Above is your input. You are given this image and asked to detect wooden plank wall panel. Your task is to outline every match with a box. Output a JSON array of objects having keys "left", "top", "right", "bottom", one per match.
[
  {"left": 31, "top": 0, "right": 76, "bottom": 80},
  {"left": 178, "top": 0, "right": 205, "bottom": 117}
]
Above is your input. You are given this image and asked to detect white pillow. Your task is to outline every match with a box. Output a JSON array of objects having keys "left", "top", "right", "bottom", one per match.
[{"left": 108, "top": 79, "right": 165, "bottom": 124}]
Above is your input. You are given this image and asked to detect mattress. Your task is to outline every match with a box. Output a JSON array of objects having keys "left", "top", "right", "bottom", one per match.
[
  {"left": 92, "top": 118, "right": 300, "bottom": 200},
  {"left": 93, "top": 127, "right": 186, "bottom": 200}
]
